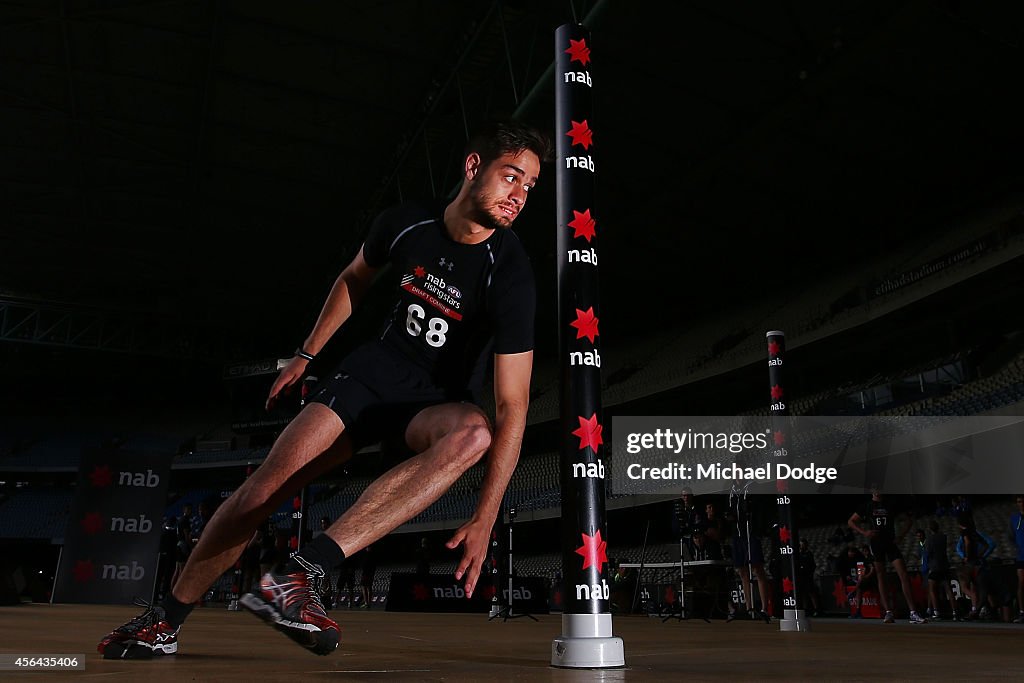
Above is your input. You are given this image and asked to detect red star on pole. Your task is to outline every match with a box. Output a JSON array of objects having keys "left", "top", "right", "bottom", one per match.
[
  {"left": 72, "top": 560, "right": 95, "bottom": 583},
  {"left": 575, "top": 530, "right": 608, "bottom": 571},
  {"left": 768, "top": 340, "right": 781, "bottom": 357},
  {"left": 782, "top": 577, "right": 795, "bottom": 594},
  {"left": 568, "top": 209, "right": 597, "bottom": 242},
  {"left": 412, "top": 583, "right": 429, "bottom": 600},
  {"left": 778, "top": 525, "right": 791, "bottom": 544},
  {"left": 80, "top": 512, "right": 103, "bottom": 535},
  {"left": 565, "top": 38, "right": 591, "bottom": 66},
  {"left": 770, "top": 384, "right": 784, "bottom": 400},
  {"left": 774, "top": 430, "right": 786, "bottom": 446},
  {"left": 572, "top": 413, "right": 604, "bottom": 453},
  {"left": 571, "top": 307, "right": 599, "bottom": 343},
  {"left": 566, "top": 120, "right": 594, "bottom": 149},
  {"left": 89, "top": 465, "right": 112, "bottom": 488},
  {"left": 776, "top": 479, "right": 789, "bottom": 494},
  {"left": 414, "top": 265, "right": 426, "bottom": 278}
]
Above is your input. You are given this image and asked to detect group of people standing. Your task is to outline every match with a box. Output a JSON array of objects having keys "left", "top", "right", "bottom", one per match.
[
  {"left": 842, "top": 492, "right": 1024, "bottom": 624},
  {"left": 668, "top": 486, "right": 1024, "bottom": 625}
]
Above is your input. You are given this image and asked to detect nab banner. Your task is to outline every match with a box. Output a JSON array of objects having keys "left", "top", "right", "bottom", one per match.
[
  {"left": 52, "top": 449, "right": 172, "bottom": 604},
  {"left": 385, "top": 573, "right": 550, "bottom": 614}
]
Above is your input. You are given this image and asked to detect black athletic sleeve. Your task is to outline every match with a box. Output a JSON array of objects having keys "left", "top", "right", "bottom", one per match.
[
  {"left": 487, "top": 237, "right": 536, "bottom": 354},
  {"left": 362, "top": 204, "right": 419, "bottom": 268}
]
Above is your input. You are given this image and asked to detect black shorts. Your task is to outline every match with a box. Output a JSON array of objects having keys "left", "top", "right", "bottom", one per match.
[
  {"left": 868, "top": 537, "right": 902, "bottom": 563},
  {"left": 307, "top": 342, "right": 476, "bottom": 452},
  {"left": 731, "top": 536, "right": 764, "bottom": 566},
  {"left": 927, "top": 569, "right": 951, "bottom": 582}
]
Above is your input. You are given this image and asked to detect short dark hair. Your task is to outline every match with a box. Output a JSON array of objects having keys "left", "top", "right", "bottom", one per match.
[{"left": 465, "top": 118, "right": 553, "bottom": 167}]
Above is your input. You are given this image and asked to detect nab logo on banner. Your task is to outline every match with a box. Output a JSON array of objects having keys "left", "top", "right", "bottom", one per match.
[
  {"left": 387, "top": 573, "right": 549, "bottom": 614},
  {"left": 52, "top": 450, "right": 171, "bottom": 605},
  {"left": 88, "top": 465, "right": 161, "bottom": 488}
]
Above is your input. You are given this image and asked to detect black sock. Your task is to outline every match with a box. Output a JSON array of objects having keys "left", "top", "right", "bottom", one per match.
[
  {"left": 285, "top": 534, "right": 347, "bottom": 573},
  {"left": 160, "top": 594, "right": 195, "bottom": 629}
]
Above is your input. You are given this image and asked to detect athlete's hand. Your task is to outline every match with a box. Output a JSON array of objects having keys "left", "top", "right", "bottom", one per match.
[
  {"left": 446, "top": 517, "right": 490, "bottom": 599},
  {"left": 265, "top": 357, "right": 307, "bottom": 411}
]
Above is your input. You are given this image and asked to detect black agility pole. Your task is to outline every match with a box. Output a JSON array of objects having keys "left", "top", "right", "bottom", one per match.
[
  {"left": 550, "top": 21, "right": 624, "bottom": 669},
  {"left": 767, "top": 330, "right": 810, "bottom": 632}
]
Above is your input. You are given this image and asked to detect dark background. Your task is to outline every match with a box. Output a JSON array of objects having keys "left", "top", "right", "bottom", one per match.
[
  {"left": 1, "top": 2, "right": 1023, "bottom": 572},
  {"left": 2, "top": 0, "right": 1021, "bottom": 415}
]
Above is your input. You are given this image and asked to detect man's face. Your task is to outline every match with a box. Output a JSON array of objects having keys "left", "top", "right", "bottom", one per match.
[{"left": 468, "top": 150, "right": 540, "bottom": 230}]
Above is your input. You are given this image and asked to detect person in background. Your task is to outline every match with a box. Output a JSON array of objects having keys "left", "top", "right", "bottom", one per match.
[
  {"left": 925, "top": 519, "right": 958, "bottom": 621},
  {"left": 796, "top": 539, "right": 820, "bottom": 617},
  {"left": 1011, "top": 494, "right": 1024, "bottom": 624},
  {"left": 359, "top": 544, "right": 378, "bottom": 609},
  {"left": 847, "top": 486, "right": 927, "bottom": 624}
]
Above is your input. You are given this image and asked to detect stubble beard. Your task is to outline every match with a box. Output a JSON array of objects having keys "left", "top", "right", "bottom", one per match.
[{"left": 469, "top": 180, "right": 513, "bottom": 231}]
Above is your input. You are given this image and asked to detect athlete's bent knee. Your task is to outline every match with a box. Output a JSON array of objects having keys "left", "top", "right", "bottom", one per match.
[{"left": 451, "top": 421, "right": 492, "bottom": 467}]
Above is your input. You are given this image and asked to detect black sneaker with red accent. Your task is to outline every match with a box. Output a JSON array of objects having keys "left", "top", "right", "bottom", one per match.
[
  {"left": 97, "top": 598, "right": 180, "bottom": 659},
  {"left": 239, "top": 557, "right": 340, "bottom": 655}
]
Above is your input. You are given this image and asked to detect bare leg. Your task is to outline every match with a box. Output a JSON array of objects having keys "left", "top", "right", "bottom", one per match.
[
  {"left": 927, "top": 579, "right": 939, "bottom": 614},
  {"left": 959, "top": 568, "right": 978, "bottom": 609},
  {"left": 892, "top": 560, "right": 917, "bottom": 613},
  {"left": 874, "top": 561, "right": 891, "bottom": 613},
  {"left": 171, "top": 404, "right": 351, "bottom": 604},
  {"left": 752, "top": 565, "right": 770, "bottom": 613},
  {"left": 322, "top": 403, "right": 492, "bottom": 556},
  {"left": 943, "top": 579, "right": 957, "bottom": 615}
]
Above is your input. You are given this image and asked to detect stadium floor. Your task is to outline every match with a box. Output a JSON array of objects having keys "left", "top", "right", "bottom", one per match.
[{"left": 0, "top": 603, "right": 1021, "bottom": 681}]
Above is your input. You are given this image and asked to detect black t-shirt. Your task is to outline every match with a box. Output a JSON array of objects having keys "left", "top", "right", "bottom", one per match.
[
  {"left": 857, "top": 498, "right": 897, "bottom": 541},
  {"left": 357, "top": 200, "right": 536, "bottom": 395}
]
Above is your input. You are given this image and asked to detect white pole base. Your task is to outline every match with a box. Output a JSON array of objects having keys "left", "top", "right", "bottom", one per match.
[
  {"left": 779, "top": 608, "right": 811, "bottom": 632},
  {"left": 550, "top": 613, "right": 625, "bottom": 668}
]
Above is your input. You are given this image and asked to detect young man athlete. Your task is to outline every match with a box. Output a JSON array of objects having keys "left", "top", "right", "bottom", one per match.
[
  {"left": 97, "top": 118, "right": 552, "bottom": 658},
  {"left": 847, "top": 486, "right": 927, "bottom": 624}
]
